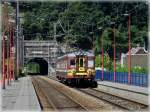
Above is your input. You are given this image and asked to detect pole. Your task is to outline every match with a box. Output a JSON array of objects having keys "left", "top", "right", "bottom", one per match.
[
  {"left": 93, "top": 34, "right": 94, "bottom": 52},
  {"left": 19, "top": 22, "right": 22, "bottom": 71},
  {"left": 22, "top": 35, "right": 24, "bottom": 68},
  {"left": 7, "top": 25, "right": 10, "bottom": 85},
  {"left": 2, "top": 2, "right": 8, "bottom": 89},
  {"left": 8, "top": 25, "right": 12, "bottom": 84},
  {"left": 15, "top": 0, "right": 19, "bottom": 80},
  {"left": 54, "top": 23, "right": 56, "bottom": 40},
  {"left": 113, "top": 24, "right": 116, "bottom": 82},
  {"left": 9, "top": 25, "right": 13, "bottom": 81},
  {"left": 2, "top": 35, "right": 6, "bottom": 89},
  {"left": 53, "top": 22, "right": 56, "bottom": 67},
  {"left": 91, "top": 25, "right": 94, "bottom": 52},
  {"left": 12, "top": 28, "right": 15, "bottom": 80},
  {"left": 128, "top": 14, "right": 131, "bottom": 84},
  {"left": 9, "top": 27, "right": 12, "bottom": 81},
  {"left": 101, "top": 31, "right": 104, "bottom": 80}
]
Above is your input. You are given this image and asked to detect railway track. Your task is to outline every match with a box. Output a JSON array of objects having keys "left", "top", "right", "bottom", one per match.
[
  {"left": 41, "top": 75, "right": 148, "bottom": 111},
  {"left": 78, "top": 88, "right": 148, "bottom": 111},
  {"left": 32, "top": 76, "right": 86, "bottom": 111},
  {"left": 98, "top": 83, "right": 148, "bottom": 96}
]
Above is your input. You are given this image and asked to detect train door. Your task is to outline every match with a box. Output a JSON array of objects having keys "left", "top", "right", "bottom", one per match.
[{"left": 76, "top": 56, "right": 87, "bottom": 72}]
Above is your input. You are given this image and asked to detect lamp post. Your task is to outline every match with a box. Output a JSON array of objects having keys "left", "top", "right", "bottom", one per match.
[
  {"left": 124, "top": 13, "right": 131, "bottom": 84},
  {"left": 98, "top": 27, "right": 104, "bottom": 80}
]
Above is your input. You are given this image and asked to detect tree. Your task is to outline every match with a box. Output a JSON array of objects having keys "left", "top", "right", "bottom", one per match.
[{"left": 18, "top": 1, "right": 148, "bottom": 55}]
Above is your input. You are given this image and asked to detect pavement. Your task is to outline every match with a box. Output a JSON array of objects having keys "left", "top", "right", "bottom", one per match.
[
  {"left": 1, "top": 76, "right": 41, "bottom": 111},
  {"left": 97, "top": 81, "right": 149, "bottom": 105}
]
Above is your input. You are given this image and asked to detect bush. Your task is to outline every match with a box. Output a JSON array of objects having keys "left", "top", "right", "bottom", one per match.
[
  {"left": 131, "top": 66, "right": 148, "bottom": 74},
  {"left": 95, "top": 55, "right": 148, "bottom": 74},
  {"left": 95, "top": 54, "right": 113, "bottom": 71},
  {"left": 116, "top": 64, "right": 148, "bottom": 74},
  {"left": 18, "top": 68, "right": 26, "bottom": 77}
]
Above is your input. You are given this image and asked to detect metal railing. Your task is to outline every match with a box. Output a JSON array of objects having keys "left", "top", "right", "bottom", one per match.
[{"left": 95, "top": 70, "right": 148, "bottom": 87}]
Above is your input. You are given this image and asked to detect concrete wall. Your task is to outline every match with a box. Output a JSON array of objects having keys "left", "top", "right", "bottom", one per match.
[
  {"left": 123, "top": 54, "right": 148, "bottom": 67},
  {"left": 24, "top": 40, "right": 59, "bottom": 67}
]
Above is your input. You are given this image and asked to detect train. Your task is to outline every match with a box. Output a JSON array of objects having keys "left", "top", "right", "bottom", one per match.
[{"left": 56, "top": 50, "right": 97, "bottom": 87}]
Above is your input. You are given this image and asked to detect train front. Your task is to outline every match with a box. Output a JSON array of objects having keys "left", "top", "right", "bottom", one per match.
[{"left": 68, "top": 51, "right": 97, "bottom": 87}]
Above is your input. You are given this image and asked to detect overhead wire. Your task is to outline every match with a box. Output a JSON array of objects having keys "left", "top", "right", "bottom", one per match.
[{"left": 23, "top": 2, "right": 142, "bottom": 48}]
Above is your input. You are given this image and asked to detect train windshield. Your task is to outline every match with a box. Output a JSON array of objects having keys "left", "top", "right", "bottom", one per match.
[
  {"left": 79, "top": 58, "right": 83, "bottom": 67},
  {"left": 88, "top": 60, "right": 94, "bottom": 68}
]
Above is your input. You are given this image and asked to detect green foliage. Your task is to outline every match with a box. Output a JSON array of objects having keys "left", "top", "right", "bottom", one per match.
[
  {"left": 116, "top": 64, "right": 128, "bottom": 72},
  {"left": 95, "top": 54, "right": 113, "bottom": 71},
  {"left": 27, "top": 62, "right": 40, "bottom": 73},
  {"left": 95, "top": 55, "right": 101, "bottom": 67},
  {"left": 96, "top": 56, "right": 148, "bottom": 74},
  {"left": 116, "top": 64, "right": 148, "bottom": 74},
  {"left": 131, "top": 66, "right": 148, "bottom": 74},
  {"left": 94, "top": 35, "right": 101, "bottom": 55},
  {"left": 19, "top": 2, "right": 148, "bottom": 55}
]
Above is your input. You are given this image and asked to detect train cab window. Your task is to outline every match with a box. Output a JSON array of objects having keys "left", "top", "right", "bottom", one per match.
[
  {"left": 80, "top": 58, "right": 83, "bottom": 67},
  {"left": 70, "top": 59, "right": 76, "bottom": 67}
]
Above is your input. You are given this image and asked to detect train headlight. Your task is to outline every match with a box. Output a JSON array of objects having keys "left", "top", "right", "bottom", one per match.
[
  {"left": 72, "top": 69, "right": 76, "bottom": 74},
  {"left": 68, "top": 69, "right": 76, "bottom": 75},
  {"left": 87, "top": 69, "right": 92, "bottom": 75},
  {"left": 87, "top": 69, "right": 95, "bottom": 76}
]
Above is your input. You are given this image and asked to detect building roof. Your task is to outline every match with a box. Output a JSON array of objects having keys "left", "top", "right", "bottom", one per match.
[
  {"left": 126, "top": 47, "right": 148, "bottom": 55},
  {"left": 68, "top": 50, "right": 94, "bottom": 57},
  {"left": 57, "top": 50, "right": 94, "bottom": 59}
]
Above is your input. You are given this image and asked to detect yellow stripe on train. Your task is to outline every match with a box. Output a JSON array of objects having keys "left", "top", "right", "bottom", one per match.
[{"left": 76, "top": 72, "right": 87, "bottom": 75}]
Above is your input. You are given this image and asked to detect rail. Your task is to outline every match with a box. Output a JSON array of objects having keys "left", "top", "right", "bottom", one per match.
[
  {"left": 78, "top": 88, "right": 148, "bottom": 111},
  {"left": 32, "top": 76, "right": 86, "bottom": 111}
]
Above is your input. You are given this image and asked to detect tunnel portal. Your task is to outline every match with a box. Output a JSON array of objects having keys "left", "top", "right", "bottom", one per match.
[{"left": 27, "top": 58, "right": 48, "bottom": 75}]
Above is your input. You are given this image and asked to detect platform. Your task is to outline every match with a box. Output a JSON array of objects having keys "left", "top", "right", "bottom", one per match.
[
  {"left": 97, "top": 81, "right": 149, "bottom": 105},
  {"left": 1, "top": 76, "right": 41, "bottom": 111}
]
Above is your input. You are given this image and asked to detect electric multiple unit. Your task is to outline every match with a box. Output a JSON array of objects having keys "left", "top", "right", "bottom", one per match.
[{"left": 56, "top": 50, "right": 97, "bottom": 87}]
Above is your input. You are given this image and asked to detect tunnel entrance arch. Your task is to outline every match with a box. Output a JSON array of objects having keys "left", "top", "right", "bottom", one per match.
[{"left": 27, "top": 58, "right": 48, "bottom": 75}]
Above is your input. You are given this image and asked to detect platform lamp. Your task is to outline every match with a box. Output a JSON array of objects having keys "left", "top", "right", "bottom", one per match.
[
  {"left": 110, "top": 21, "right": 116, "bottom": 82},
  {"left": 124, "top": 13, "right": 131, "bottom": 84},
  {"left": 98, "top": 27, "right": 104, "bottom": 81}
]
